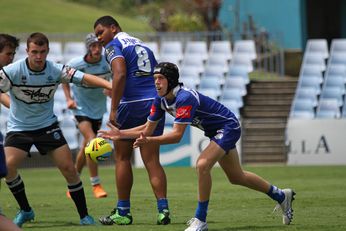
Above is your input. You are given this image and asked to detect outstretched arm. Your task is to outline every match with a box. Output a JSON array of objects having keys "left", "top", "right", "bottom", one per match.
[
  {"left": 133, "top": 123, "right": 187, "bottom": 148},
  {"left": 82, "top": 73, "right": 112, "bottom": 90},
  {"left": 98, "top": 120, "right": 159, "bottom": 140}
]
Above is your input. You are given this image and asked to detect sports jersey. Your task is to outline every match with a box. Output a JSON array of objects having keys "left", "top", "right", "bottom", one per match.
[
  {"left": 148, "top": 86, "right": 240, "bottom": 138},
  {"left": 67, "top": 55, "right": 111, "bottom": 119},
  {"left": 104, "top": 32, "right": 157, "bottom": 103},
  {"left": 0, "top": 58, "right": 84, "bottom": 132}
]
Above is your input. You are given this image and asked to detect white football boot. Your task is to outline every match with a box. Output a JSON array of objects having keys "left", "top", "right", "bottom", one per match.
[
  {"left": 274, "top": 188, "right": 296, "bottom": 225},
  {"left": 185, "top": 217, "right": 208, "bottom": 231}
]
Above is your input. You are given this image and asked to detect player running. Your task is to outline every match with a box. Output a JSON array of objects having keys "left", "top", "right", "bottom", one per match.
[
  {"left": 0, "top": 32, "right": 112, "bottom": 227},
  {"left": 62, "top": 33, "right": 112, "bottom": 198},
  {"left": 99, "top": 62, "right": 296, "bottom": 231}
]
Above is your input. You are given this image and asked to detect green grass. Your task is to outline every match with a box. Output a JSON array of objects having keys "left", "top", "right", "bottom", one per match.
[
  {"left": 0, "top": 0, "right": 152, "bottom": 33},
  {"left": 1, "top": 165, "right": 346, "bottom": 230}
]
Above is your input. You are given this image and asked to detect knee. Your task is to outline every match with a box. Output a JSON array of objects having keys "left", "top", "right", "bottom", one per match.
[
  {"left": 196, "top": 158, "right": 212, "bottom": 176},
  {"left": 228, "top": 173, "right": 246, "bottom": 185}
]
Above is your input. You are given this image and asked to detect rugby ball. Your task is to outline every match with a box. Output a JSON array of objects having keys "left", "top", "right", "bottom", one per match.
[{"left": 85, "top": 137, "right": 112, "bottom": 162}]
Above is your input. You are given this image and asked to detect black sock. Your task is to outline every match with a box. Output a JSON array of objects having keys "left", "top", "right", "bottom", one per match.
[
  {"left": 6, "top": 175, "right": 31, "bottom": 211},
  {"left": 68, "top": 181, "right": 88, "bottom": 219}
]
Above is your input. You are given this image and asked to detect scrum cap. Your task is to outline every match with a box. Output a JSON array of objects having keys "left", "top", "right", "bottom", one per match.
[
  {"left": 154, "top": 62, "right": 180, "bottom": 94},
  {"left": 85, "top": 33, "right": 99, "bottom": 50}
]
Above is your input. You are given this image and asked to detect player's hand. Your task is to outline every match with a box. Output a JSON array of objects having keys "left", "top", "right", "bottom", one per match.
[
  {"left": 103, "top": 89, "right": 112, "bottom": 98},
  {"left": 133, "top": 132, "right": 149, "bottom": 148},
  {"left": 98, "top": 122, "right": 121, "bottom": 140},
  {"left": 66, "top": 99, "right": 77, "bottom": 109},
  {"left": 109, "top": 111, "right": 120, "bottom": 128}
]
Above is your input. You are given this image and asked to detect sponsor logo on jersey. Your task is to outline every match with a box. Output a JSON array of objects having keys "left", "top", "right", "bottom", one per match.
[
  {"left": 215, "top": 129, "right": 224, "bottom": 140},
  {"left": 105, "top": 46, "right": 115, "bottom": 62},
  {"left": 21, "top": 75, "right": 27, "bottom": 84},
  {"left": 176, "top": 105, "right": 192, "bottom": 119},
  {"left": 150, "top": 105, "right": 156, "bottom": 116}
]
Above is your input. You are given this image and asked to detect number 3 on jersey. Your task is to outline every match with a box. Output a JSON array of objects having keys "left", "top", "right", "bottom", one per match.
[{"left": 135, "top": 46, "right": 151, "bottom": 73}]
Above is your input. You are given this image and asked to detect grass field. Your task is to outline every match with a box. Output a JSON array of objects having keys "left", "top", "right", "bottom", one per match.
[{"left": 1, "top": 165, "right": 346, "bottom": 230}]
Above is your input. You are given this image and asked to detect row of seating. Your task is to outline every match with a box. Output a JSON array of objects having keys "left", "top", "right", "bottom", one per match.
[{"left": 291, "top": 39, "right": 346, "bottom": 118}]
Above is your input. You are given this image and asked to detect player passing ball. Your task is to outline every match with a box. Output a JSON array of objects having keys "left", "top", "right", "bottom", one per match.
[{"left": 99, "top": 62, "right": 295, "bottom": 231}]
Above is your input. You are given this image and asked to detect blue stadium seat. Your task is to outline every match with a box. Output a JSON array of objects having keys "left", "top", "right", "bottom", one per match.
[
  {"left": 319, "top": 87, "right": 344, "bottom": 107},
  {"left": 180, "top": 76, "right": 199, "bottom": 89},
  {"left": 220, "top": 89, "right": 243, "bottom": 108},
  {"left": 290, "top": 99, "right": 315, "bottom": 119},
  {"left": 295, "top": 87, "right": 319, "bottom": 107},
  {"left": 316, "top": 99, "right": 341, "bottom": 118},
  {"left": 184, "top": 41, "right": 208, "bottom": 61},
  {"left": 305, "top": 39, "right": 329, "bottom": 59},
  {"left": 160, "top": 41, "right": 183, "bottom": 64},
  {"left": 63, "top": 42, "right": 86, "bottom": 63},
  {"left": 220, "top": 99, "right": 241, "bottom": 118},
  {"left": 228, "top": 65, "right": 250, "bottom": 84},
  {"left": 224, "top": 77, "right": 247, "bottom": 96},
  {"left": 209, "top": 40, "right": 232, "bottom": 61},
  {"left": 330, "top": 39, "right": 346, "bottom": 54},
  {"left": 233, "top": 40, "right": 257, "bottom": 60},
  {"left": 302, "top": 53, "right": 326, "bottom": 71}
]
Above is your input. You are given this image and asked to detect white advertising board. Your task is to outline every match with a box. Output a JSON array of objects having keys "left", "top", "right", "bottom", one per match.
[{"left": 287, "top": 119, "right": 346, "bottom": 165}]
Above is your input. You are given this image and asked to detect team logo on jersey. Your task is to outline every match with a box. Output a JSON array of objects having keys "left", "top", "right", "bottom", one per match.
[
  {"left": 53, "top": 131, "right": 61, "bottom": 140},
  {"left": 105, "top": 46, "right": 115, "bottom": 62},
  {"left": 215, "top": 129, "right": 224, "bottom": 140},
  {"left": 150, "top": 105, "right": 156, "bottom": 116},
  {"left": 176, "top": 105, "right": 192, "bottom": 119},
  {"left": 21, "top": 75, "right": 27, "bottom": 84}
]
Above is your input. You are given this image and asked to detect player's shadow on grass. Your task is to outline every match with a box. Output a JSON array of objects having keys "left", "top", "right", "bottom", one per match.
[{"left": 23, "top": 220, "right": 82, "bottom": 229}]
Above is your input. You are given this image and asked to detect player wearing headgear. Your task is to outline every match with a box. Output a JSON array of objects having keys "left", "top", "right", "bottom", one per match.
[
  {"left": 0, "top": 32, "right": 112, "bottom": 227},
  {"left": 62, "top": 33, "right": 112, "bottom": 198},
  {"left": 94, "top": 15, "right": 170, "bottom": 226},
  {"left": 99, "top": 62, "right": 296, "bottom": 231}
]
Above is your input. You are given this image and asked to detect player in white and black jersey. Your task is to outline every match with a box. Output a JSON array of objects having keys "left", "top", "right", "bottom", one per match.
[{"left": 0, "top": 32, "right": 112, "bottom": 227}]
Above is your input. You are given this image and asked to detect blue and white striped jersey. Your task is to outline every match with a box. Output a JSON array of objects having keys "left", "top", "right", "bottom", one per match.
[
  {"left": 104, "top": 32, "right": 158, "bottom": 103},
  {"left": 0, "top": 58, "right": 84, "bottom": 132},
  {"left": 148, "top": 86, "right": 240, "bottom": 138},
  {"left": 67, "top": 55, "right": 111, "bottom": 119}
]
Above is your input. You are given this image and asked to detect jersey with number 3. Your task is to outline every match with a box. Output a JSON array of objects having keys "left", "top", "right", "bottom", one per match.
[{"left": 104, "top": 32, "right": 157, "bottom": 103}]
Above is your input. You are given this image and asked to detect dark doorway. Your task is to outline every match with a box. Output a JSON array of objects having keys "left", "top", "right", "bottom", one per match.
[{"left": 305, "top": 0, "right": 342, "bottom": 46}]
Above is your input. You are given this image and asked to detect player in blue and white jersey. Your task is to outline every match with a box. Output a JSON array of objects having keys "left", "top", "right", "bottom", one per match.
[
  {"left": 0, "top": 33, "right": 23, "bottom": 231},
  {"left": 99, "top": 62, "right": 296, "bottom": 231},
  {"left": 94, "top": 15, "right": 170, "bottom": 225},
  {"left": 0, "top": 32, "right": 112, "bottom": 227},
  {"left": 62, "top": 33, "right": 112, "bottom": 199}
]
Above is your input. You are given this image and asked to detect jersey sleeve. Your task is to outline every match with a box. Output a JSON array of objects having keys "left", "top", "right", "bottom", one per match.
[
  {"left": 60, "top": 64, "right": 84, "bottom": 84},
  {"left": 174, "top": 91, "right": 199, "bottom": 124},
  {"left": 105, "top": 44, "right": 123, "bottom": 65},
  {"left": 148, "top": 97, "right": 165, "bottom": 122},
  {"left": 0, "top": 69, "right": 12, "bottom": 93}
]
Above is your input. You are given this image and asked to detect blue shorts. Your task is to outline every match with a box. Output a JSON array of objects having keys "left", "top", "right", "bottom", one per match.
[
  {"left": 117, "top": 100, "right": 164, "bottom": 137},
  {"left": 210, "top": 122, "right": 241, "bottom": 153}
]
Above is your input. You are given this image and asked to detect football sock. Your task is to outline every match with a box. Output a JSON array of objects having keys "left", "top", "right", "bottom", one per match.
[
  {"left": 157, "top": 198, "right": 169, "bottom": 213},
  {"left": 90, "top": 176, "right": 101, "bottom": 186},
  {"left": 6, "top": 174, "right": 31, "bottom": 211},
  {"left": 117, "top": 200, "right": 130, "bottom": 216},
  {"left": 68, "top": 181, "right": 88, "bottom": 219},
  {"left": 195, "top": 200, "right": 209, "bottom": 222},
  {"left": 267, "top": 185, "right": 285, "bottom": 204}
]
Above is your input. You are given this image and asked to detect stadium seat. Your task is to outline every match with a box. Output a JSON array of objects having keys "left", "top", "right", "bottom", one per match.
[
  {"left": 330, "top": 38, "right": 346, "bottom": 54},
  {"left": 180, "top": 66, "right": 201, "bottom": 78},
  {"left": 323, "top": 76, "right": 346, "bottom": 94},
  {"left": 180, "top": 75, "right": 199, "bottom": 89},
  {"left": 290, "top": 99, "right": 315, "bottom": 119},
  {"left": 228, "top": 65, "right": 250, "bottom": 84},
  {"left": 328, "top": 53, "right": 346, "bottom": 66},
  {"left": 300, "top": 64, "right": 324, "bottom": 77},
  {"left": 319, "top": 87, "right": 344, "bottom": 107},
  {"left": 206, "top": 54, "right": 229, "bottom": 73},
  {"left": 202, "top": 65, "right": 226, "bottom": 82},
  {"left": 160, "top": 41, "right": 183, "bottom": 64},
  {"left": 325, "top": 64, "right": 346, "bottom": 79},
  {"left": 198, "top": 88, "right": 220, "bottom": 100},
  {"left": 144, "top": 41, "right": 160, "bottom": 61},
  {"left": 298, "top": 77, "right": 322, "bottom": 95},
  {"left": 181, "top": 54, "right": 205, "bottom": 74},
  {"left": 220, "top": 88, "right": 243, "bottom": 108},
  {"left": 233, "top": 40, "right": 257, "bottom": 60},
  {"left": 184, "top": 41, "right": 208, "bottom": 61},
  {"left": 224, "top": 76, "right": 247, "bottom": 96},
  {"left": 13, "top": 42, "right": 27, "bottom": 61},
  {"left": 47, "top": 41, "right": 63, "bottom": 63},
  {"left": 209, "top": 40, "right": 232, "bottom": 61},
  {"left": 295, "top": 87, "right": 319, "bottom": 107},
  {"left": 302, "top": 53, "right": 326, "bottom": 71},
  {"left": 305, "top": 39, "right": 329, "bottom": 59},
  {"left": 230, "top": 53, "right": 254, "bottom": 72},
  {"left": 341, "top": 100, "right": 346, "bottom": 118},
  {"left": 220, "top": 99, "right": 241, "bottom": 118},
  {"left": 63, "top": 42, "right": 86, "bottom": 63},
  {"left": 199, "top": 76, "right": 223, "bottom": 97},
  {"left": 316, "top": 99, "right": 341, "bottom": 118}
]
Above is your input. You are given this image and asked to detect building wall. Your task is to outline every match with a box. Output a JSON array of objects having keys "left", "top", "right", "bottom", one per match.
[{"left": 219, "top": 0, "right": 304, "bottom": 49}]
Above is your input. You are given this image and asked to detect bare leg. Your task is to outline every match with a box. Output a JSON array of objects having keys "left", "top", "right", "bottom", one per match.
[
  {"left": 218, "top": 148, "right": 270, "bottom": 193},
  {"left": 140, "top": 142, "right": 167, "bottom": 199}
]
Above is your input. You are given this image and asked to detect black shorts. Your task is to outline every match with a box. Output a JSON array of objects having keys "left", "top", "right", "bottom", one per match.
[
  {"left": 74, "top": 116, "right": 102, "bottom": 134},
  {"left": 5, "top": 122, "right": 67, "bottom": 155}
]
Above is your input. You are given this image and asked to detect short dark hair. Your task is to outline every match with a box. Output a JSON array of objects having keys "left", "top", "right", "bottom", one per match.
[
  {"left": 0, "top": 34, "right": 20, "bottom": 52},
  {"left": 27, "top": 32, "right": 49, "bottom": 48},
  {"left": 94, "top": 15, "right": 121, "bottom": 29}
]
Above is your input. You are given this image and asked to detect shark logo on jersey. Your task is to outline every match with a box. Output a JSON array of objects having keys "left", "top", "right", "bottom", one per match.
[{"left": 12, "top": 85, "right": 56, "bottom": 104}]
